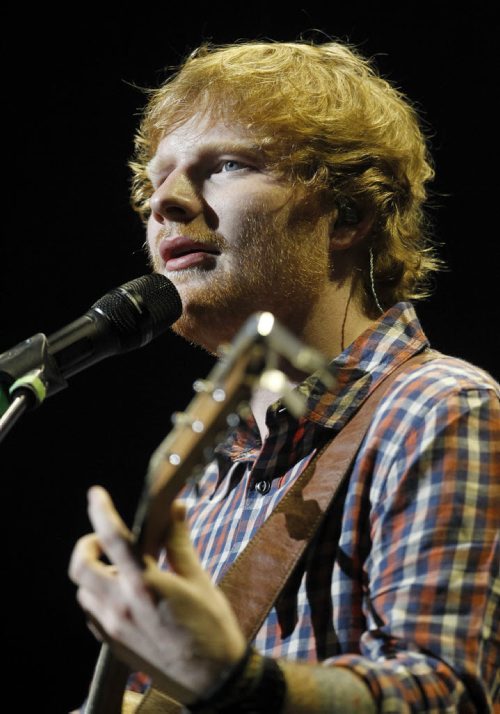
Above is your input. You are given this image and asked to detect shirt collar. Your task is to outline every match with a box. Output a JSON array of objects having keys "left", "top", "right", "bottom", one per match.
[
  {"left": 300, "top": 301, "right": 429, "bottom": 429},
  {"left": 216, "top": 301, "right": 429, "bottom": 457}
]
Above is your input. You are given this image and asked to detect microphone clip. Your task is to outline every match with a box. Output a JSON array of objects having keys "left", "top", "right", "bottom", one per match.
[
  {"left": 0, "top": 333, "right": 68, "bottom": 443},
  {"left": 0, "top": 332, "right": 68, "bottom": 410}
]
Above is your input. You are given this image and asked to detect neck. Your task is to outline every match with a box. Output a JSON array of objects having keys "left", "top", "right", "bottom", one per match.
[
  {"left": 250, "top": 282, "right": 377, "bottom": 442},
  {"left": 296, "top": 281, "right": 376, "bottom": 362}
]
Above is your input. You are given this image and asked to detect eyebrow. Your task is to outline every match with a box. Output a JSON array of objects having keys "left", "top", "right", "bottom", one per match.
[{"left": 146, "top": 141, "right": 264, "bottom": 179}]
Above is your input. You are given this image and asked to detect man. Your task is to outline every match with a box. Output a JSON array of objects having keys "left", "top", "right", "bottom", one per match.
[{"left": 69, "top": 41, "right": 499, "bottom": 712}]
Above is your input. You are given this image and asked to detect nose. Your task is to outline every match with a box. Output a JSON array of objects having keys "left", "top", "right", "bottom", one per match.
[{"left": 149, "top": 170, "right": 204, "bottom": 224}]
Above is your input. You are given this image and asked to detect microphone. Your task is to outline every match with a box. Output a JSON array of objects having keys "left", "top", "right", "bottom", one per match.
[{"left": 0, "top": 274, "right": 182, "bottom": 403}]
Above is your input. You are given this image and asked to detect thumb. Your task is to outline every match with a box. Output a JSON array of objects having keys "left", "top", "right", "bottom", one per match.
[{"left": 162, "top": 500, "right": 205, "bottom": 580}]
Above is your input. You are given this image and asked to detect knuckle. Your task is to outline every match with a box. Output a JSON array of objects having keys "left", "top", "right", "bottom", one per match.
[
  {"left": 69, "top": 534, "right": 103, "bottom": 583},
  {"left": 104, "top": 606, "right": 130, "bottom": 639}
]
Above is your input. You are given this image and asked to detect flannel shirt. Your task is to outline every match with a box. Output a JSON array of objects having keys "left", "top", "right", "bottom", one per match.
[{"left": 132, "top": 302, "right": 500, "bottom": 712}]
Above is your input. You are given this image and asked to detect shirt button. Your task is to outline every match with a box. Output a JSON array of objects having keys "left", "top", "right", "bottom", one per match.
[{"left": 255, "top": 480, "right": 271, "bottom": 495}]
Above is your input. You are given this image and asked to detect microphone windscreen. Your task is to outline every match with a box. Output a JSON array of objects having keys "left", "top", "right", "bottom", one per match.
[{"left": 91, "top": 274, "right": 183, "bottom": 351}]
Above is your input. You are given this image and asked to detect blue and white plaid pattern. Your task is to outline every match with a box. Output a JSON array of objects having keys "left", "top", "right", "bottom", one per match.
[{"left": 130, "top": 302, "right": 500, "bottom": 712}]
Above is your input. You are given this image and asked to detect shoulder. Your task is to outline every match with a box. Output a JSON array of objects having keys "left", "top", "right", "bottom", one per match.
[
  {"left": 362, "top": 354, "right": 500, "bottom": 506},
  {"left": 364, "top": 353, "right": 500, "bottom": 455},
  {"left": 378, "top": 352, "right": 499, "bottom": 414}
]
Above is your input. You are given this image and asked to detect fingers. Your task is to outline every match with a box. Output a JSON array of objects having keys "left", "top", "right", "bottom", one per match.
[
  {"left": 87, "top": 486, "right": 143, "bottom": 584},
  {"left": 68, "top": 486, "right": 246, "bottom": 692},
  {"left": 68, "top": 486, "right": 136, "bottom": 593},
  {"left": 69, "top": 487, "right": 207, "bottom": 631},
  {"left": 77, "top": 586, "right": 136, "bottom": 644},
  {"left": 142, "top": 557, "right": 185, "bottom": 600},
  {"left": 68, "top": 532, "right": 115, "bottom": 589},
  {"left": 162, "top": 500, "right": 207, "bottom": 581},
  {"left": 77, "top": 488, "right": 202, "bottom": 583},
  {"left": 69, "top": 487, "right": 146, "bottom": 625}
]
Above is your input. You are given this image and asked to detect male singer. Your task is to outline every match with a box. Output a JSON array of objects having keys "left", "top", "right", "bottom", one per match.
[{"left": 70, "top": 41, "right": 500, "bottom": 713}]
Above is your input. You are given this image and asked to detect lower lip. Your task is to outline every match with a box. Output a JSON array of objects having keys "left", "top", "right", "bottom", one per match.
[{"left": 165, "top": 252, "right": 218, "bottom": 271}]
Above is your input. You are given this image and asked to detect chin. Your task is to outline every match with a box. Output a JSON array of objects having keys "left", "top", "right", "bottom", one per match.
[
  {"left": 171, "top": 315, "right": 218, "bottom": 354},
  {"left": 171, "top": 309, "right": 245, "bottom": 355},
  {"left": 169, "top": 279, "right": 255, "bottom": 351}
]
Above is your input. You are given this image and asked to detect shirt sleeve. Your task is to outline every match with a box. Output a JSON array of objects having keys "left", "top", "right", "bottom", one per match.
[{"left": 327, "top": 376, "right": 500, "bottom": 713}]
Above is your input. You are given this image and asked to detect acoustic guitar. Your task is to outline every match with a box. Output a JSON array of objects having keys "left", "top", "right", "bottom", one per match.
[{"left": 83, "top": 311, "right": 331, "bottom": 713}]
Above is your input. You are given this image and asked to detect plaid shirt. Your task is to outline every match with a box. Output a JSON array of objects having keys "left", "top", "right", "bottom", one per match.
[{"left": 133, "top": 302, "right": 500, "bottom": 712}]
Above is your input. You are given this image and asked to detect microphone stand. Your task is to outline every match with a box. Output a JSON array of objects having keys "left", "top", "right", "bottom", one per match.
[
  {"left": 0, "top": 333, "right": 67, "bottom": 443},
  {"left": 0, "top": 392, "right": 31, "bottom": 443}
]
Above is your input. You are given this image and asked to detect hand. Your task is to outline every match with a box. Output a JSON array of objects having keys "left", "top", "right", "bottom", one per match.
[{"left": 68, "top": 486, "right": 247, "bottom": 703}]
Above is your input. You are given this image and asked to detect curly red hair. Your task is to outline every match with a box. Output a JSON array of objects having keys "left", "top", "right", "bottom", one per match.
[{"left": 129, "top": 40, "right": 442, "bottom": 313}]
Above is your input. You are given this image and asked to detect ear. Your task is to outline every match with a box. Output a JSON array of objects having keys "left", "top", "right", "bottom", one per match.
[{"left": 329, "top": 208, "right": 374, "bottom": 252}]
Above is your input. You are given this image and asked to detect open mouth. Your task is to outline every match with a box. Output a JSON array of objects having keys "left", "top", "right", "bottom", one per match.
[
  {"left": 170, "top": 246, "right": 220, "bottom": 259},
  {"left": 159, "top": 236, "right": 221, "bottom": 265},
  {"left": 161, "top": 239, "right": 221, "bottom": 271}
]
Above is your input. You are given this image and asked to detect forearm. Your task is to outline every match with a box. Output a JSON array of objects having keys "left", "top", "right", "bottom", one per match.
[
  {"left": 185, "top": 647, "right": 377, "bottom": 714},
  {"left": 279, "top": 660, "right": 377, "bottom": 714}
]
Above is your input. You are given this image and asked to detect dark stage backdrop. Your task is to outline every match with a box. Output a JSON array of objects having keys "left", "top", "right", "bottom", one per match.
[{"left": 2, "top": 7, "right": 498, "bottom": 711}]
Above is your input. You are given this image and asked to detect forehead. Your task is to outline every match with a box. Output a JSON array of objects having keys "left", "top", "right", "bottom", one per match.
[{"left": 148, "top": 113, "right": 262, "bottom": 171}]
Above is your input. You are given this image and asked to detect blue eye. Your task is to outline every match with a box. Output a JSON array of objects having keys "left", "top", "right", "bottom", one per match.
[{"left": 220, "top": 160, "right": 245, "bottom": 172}]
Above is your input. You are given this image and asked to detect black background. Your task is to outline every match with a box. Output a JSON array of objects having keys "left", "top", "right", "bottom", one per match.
[{"left": 2, "top": 6, "right": 498, "bottom": 711}]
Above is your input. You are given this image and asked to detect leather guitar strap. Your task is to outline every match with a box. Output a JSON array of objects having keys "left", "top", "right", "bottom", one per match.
[{"left": 134, "top": 349, "right": 439, "bottom": 713}]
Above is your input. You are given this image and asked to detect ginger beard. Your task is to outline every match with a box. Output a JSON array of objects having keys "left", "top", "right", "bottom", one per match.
[{"left": 148, "top": 195, "right": 332, "bottom": 355}]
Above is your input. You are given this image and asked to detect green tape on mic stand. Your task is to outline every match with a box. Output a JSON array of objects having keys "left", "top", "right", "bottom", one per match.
[{"left": 9, "top": 371, "right": 47, "bottom": 407}]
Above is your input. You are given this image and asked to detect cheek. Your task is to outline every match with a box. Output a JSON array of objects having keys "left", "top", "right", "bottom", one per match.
[
  {"left": 210, "top": 181, "right": 293, "bottom": 223},
  {"left": 146, "top": 215, "right": 156, "bottom": 245},
  {"left": 222, "top": 198, "right": 290, "bottom": 242}
]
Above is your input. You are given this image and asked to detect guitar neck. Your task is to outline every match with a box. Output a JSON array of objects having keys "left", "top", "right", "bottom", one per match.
[{"left": 86, "top": 644, "right": 130, "bottom": 714}]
